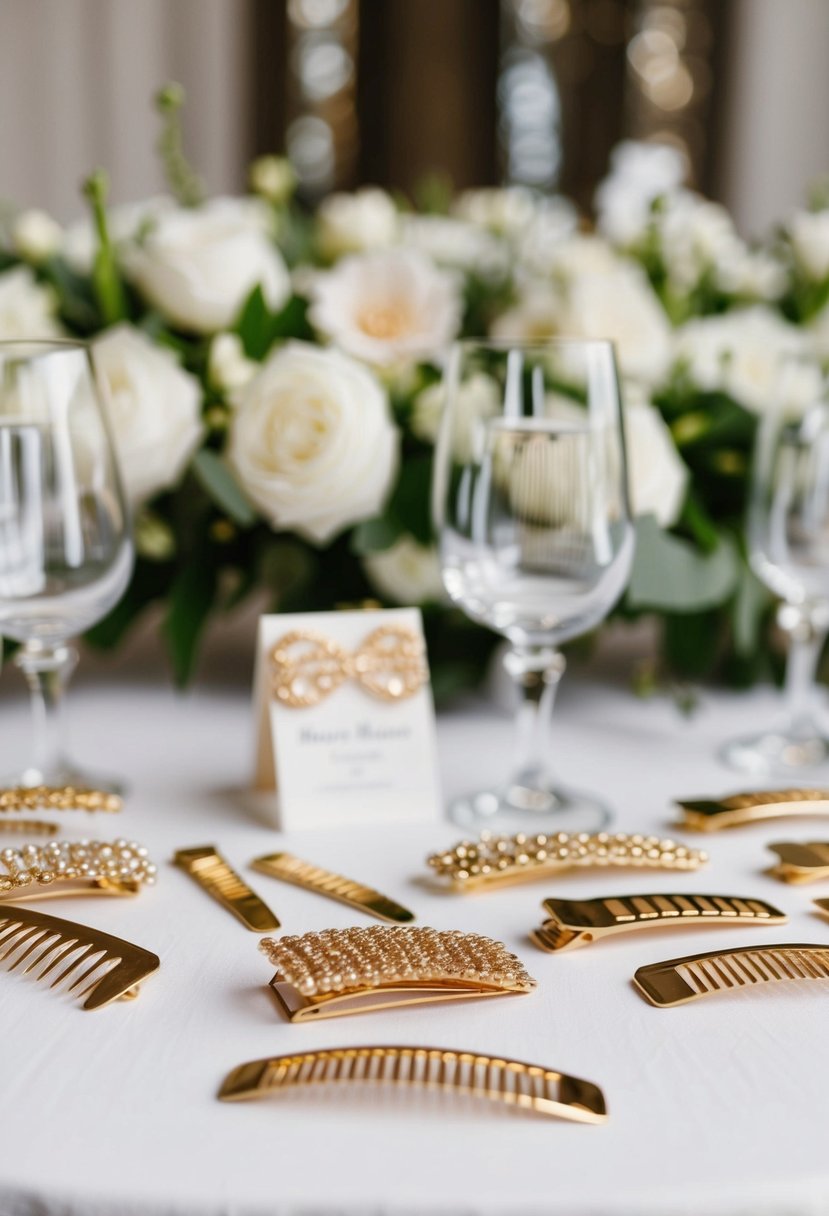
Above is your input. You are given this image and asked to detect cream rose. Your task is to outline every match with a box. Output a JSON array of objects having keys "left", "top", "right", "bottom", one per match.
[
  {"left": 595, "top": 139, "right": 686, "bottom": 246},
  {"left": 789, "top": 210, "right": 829, "bottom": 280},
  {"left": 227, "top": 342, "right": 398, "bottom": 543},
  {"left": 92, "top": 324, "right": 204, "bottom": 505},
  {"left": 363, "top": 535, "right": 446, "bottom": 605},
  {"left": 0, "top": 267, "right": 62, "bottom": 339},
  {"left": 316, "top": 187, "right": 399, "bottom": 260},
  {"left": 125, "top": 197, "right": 291, "bottom": 334},
  {"left": 401, "top": 215, "right": 509, "bottom": 282},
  {"left": 12, "top": 210, "right": 62, "bottom": 264},
  {"left": 622, "top": 390, "right": 688, "bottom": 527}
]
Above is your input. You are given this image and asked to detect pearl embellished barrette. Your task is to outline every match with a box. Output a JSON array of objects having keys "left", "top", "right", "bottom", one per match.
[{"left": 0, "top": 838, "right": 156, "bottom": 900}]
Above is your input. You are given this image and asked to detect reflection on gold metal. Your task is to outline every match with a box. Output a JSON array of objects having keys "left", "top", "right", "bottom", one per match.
[
  {"left": 767, "top": 841, "right": 829, "bottom": 885},
  {"left": 270, "top": 626, "right": 427, "bottom": 708},
  {"left": 531, "top": 892, "right": 787, "bottom": 953},
  {"left": 0, "top": 786, "right": 122, "bottom": 815},
  {"left": 173, "top": 846, "right": 280, "bottom": 932},
  {"left": 0, "top": 820, "right": 58, "bottom": 836},
  {"left": 634, "top": 943, "right": 829, "bottom": 1008},
  {"left": 814, "top": 899, "right": 829, "bottom": 918},
  {"left": 251, "top": 852, "right": 414, "bottom": 923},
  {"left": 219, "top": 1044, "right": 607, "bottom": 1124},
  {"left": 260, "top": 926, "right": 535, "bottom": 1022},
  {"left": 0, "top": 905, "right": 159, "bottom": 1010},
  {"left": 676, "top": 789, "right": 829, "bottom": 832},
  {"left": 0, "top": 839, "right": 156, "bottom": 901},
  {"left": 428, "top": 832, "right": 707, "bottom": 891}
]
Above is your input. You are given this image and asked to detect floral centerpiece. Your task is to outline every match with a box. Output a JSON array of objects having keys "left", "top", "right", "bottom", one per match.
[{"left": 2, "top": 89, "right": 828, "bottom": 696}]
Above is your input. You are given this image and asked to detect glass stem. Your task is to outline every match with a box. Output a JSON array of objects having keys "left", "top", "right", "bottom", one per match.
[
  {"left": 783, "top": 610, "right": 826, "bottom": 737},
  {"left": 14, "top": 641, "right": 78, "bottom": 783},
  {"left": 504, "top": 645, "right": 565, "bottom": 789}
]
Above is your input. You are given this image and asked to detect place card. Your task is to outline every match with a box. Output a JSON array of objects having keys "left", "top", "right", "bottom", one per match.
[{"left": 252, "top": 609, "right": 442, "bottom": 830}]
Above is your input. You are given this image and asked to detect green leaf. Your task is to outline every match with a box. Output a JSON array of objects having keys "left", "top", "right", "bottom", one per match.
[
  {"left": 627, "top": 515, "right": 739, "bottom": 613},
  {"left": 163, "top": 555, "right": 218, "bottom": 684},
  {"left": 388, "top": 454, "right": 433, "bottom": 545},
  {"left": 350, "top": 515, "right": 404, "bottom": 556},
  {"left": 235, "top": 285, "right": 273, "bottom": 359},
  {"left": 192, "top": 449, "right": 256, "bottom": 527},
  {"left": 662, "top": 609, "right": 723, "bottom": 679},
  {"left": 732, "top": 561, "right": 771, "bottom": 656}
]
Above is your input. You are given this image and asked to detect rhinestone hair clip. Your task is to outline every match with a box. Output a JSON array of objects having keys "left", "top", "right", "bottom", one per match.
[
  {"left": 633, "top": 943, "right": 829, "bottom": 1008},
  {"left": 259, "top": 926, "right": 536, "bottom": 1022},
  {"left": 0, "top": 786, "right": 122, "bottom": 815},
  {"left": 219, "top": 1045, "right": 607, "bottom": 1124},
  {"left": 173, "top": 845, "right": 280, "bottom": 932},
  {"left": 271, "top": 625, "right": 427, "bottom": 708},
  {"left": 0, "top": 839, "right": 156, "bottom": 901},
  {"left": 251, "top": 852, "right": 415, "bottom": 923},
  {"left": 427, "top": 832, "right": 708, "bottom": 892},
  {"left": 767, "top": 841, "right": 829, "bottom": 884},
  {"left": 531, "top": 892, "right": 787, "bottom": 953},
  {"left": 675, "top": 788, "right": 829, "bottom": 832}
]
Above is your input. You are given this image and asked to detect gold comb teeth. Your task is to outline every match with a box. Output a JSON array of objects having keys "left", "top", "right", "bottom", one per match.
[
  {"left": 767, "top": 841, "right": 829, "bottom": 884},
  {"left": 0, "top": 905, "right": 159, "bottom": 1009},
  {"left": 0, "top": 838, "right": 156, "bottom": 900},
  {"left": 633, "top": 943, "right": 829, "bottom": 1007},
  {"left": 218, "top": 1045, "right": 607, "bottom": 1124},
  {"left": 428, "top": 832, "right": 707, "bottom": 891},
  {"left": 251, "top": 852, "right": 414, "bottom": 923},
  {"left": 0, "top": 786, "right": 122, "bottom": 815},
  {"left": 260, "top": 926, "right": 536, "bottom": 1022},
  {"left": 676, "top": 788, "right": 829, "bottom": 832},
  {"left": 531, "top": 892, "right": 788, "bottom": 953},
  {"left": 173, "top": 846, "right": 280, "bottom": 932}
]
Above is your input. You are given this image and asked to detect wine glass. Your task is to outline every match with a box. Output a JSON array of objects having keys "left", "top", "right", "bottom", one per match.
[
  {"left": 722, "top": 396, "right": 829, "bottom": 773},
  {"left": 433, "top": 339, "right": 634, "bottom": 830},
  {"left": 0, "top": 340, "right": 133, "bottom": 790}
]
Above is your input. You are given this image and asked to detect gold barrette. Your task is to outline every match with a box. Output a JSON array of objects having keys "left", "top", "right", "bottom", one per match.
[
  {"left": 270, "top": 625, "right": 427, "bottom": 707},
  {"left": 814, "top": 899, "right": 829, "bottom": 918},
  {"left": 428, "top": 832, "right": 707, "bottom": 892},
  {"left": 173, "top": 845, "right": 280, "bottom": 932},
  {"left": 634, "top": 943, "right": 829, "bottom": 1007},
  {"left": 0, "top": 820, "right": 58, "bottom": 836},
  {"left": 0, "top": 838, "right": 156, "bottom": 900},
  {"left": 531, "top": 892, "right": 787, "bottom": 953},
  {"left": 766, "top": 841, "right": 829, "bottom": 885},
  {"left": 251, "top": 852, "right": 415, "bottom": 923},
  {"left": 0, "top": 905, "right": 159, "bottom": 1009},
  {"left": 260, "top": 926, "right": 536, "bottom": 1022},
  {"left": 0, "top": 785, "right": 122, "bottom": 815},
  {"left": 675, "top": 788, "right": 829, "bottom": 832},
  {"left": 219, "top": 1045, "right": 607, "bottom": 1124}
]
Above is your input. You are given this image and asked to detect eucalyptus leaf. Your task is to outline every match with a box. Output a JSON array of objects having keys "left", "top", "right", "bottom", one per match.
[
  {"left": 627, "top": 515, "right": 739, "bottom": 612},
  {"left": 192, "top": 449, "right": 256, "bottom": 527},
  {"left": 163, "top": 554, "right": 218, "bottom": 685}
]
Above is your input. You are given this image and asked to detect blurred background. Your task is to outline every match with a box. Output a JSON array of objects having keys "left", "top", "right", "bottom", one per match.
[{"left": 1, "top": 0, "right": 827, "bottom": 237}]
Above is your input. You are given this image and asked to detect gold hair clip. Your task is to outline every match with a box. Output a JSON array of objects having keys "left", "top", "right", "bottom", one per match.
[
  {"left": 219, "top": 1045, "right": 607, "bottom": 1124},
  {"left": 0, "top": 905, "right": 159, "bottom": 1009},
  {"left": 531, "top": 892, "right": 788, "bottom": 953},
  {"left": 634, "top": 943, "right": 829, "bottom": 1007},
  {"left": 0, "top": 820, "right": 58, "bottom": 836},
  {"left": 767, "top": 841, "right": 829, "bottom": 885},
  {"left": 0, "top": 786, "right": 122, "bottom": 815},
  {"left": 259, "top": 926, "right": 536, "bottom": 1022},
  {"left": 428, "top": 832, "right": 707, "bottom": 892},
  {"left": 173, "top": 846, "right": 280, "bottom": 931},
  {"left": 270, "top": 625, "right": 427, "bottom": 707},
  {"left": 251, "top": 852, "right": 415, "bottom": 923},
  {"left": 0, "top": 838, "right": 156, "bottom": 900},
  {"left": 814, "top": 899, "right": 829, "bottom": 918},
  {"left": 675, "top": 788, "right": 829, "bottom": 832}
]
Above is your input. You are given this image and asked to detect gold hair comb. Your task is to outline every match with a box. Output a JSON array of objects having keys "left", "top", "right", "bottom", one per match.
[
  {"left": 251, "top": 852, "right": 415, "bottom": 923},
  {"left": 766, "top": 841, "right": 829, "bottom": 885},
  {"left": 531, "top": 892, "right": 787, "bottom": 953},
  {"left": 428, "top": 832, "right": 707, "bottom": 892},
  {"left": 0, "top": 786, "right": 122, "bottom": 815},
  {"left": 173, "top": 846, "right": 280, "bottom": 932},
  {"left": 270, "top": 625, "right": 427, "bottom": 707},
  {"left": 675, "top": 788, "right": 829, "bottom": 832},
  {"left": 633, "top": 943, "right": 829, "bottom": 1007},
  {"left": 259, "top": 926, "right": 535, "bottom": 1022},
  {"left": 0, "top": 838, "right": 156, "bottom": 900},
  {"left": 0, "top": 905, "right": 159, "bottom": 1009},
  {"left": 219, "top": 1045, "right": 607, "bottom": 1124}
]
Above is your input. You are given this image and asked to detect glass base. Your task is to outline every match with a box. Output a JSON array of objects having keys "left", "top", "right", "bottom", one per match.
[
  {"left": 719, "top": 729, "right": 829, "bottom": 776},
  {"left": 3, "top": 759, "right": 125, "bottom": 796},
  {"left": 447, "top": 780, "right": 611, "bottom": 834}
]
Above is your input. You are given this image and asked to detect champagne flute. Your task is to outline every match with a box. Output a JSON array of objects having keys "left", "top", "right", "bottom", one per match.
[
  {"left": 0, "top": 341, "right": 133, "bottom": 790},
  {"left": 433, "top": 339, "right": 634, "bottom": 830}
]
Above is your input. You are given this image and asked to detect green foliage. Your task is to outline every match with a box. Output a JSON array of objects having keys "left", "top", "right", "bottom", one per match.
[
  {"left": 163, "top": 547, "right": 218, "bottom": 684},
  {"left": 627, "top": 515, "right": 739, "bottom": 614},
  {"left": 234, "top": 287, "right": 312, "bottom": 359},
  {"left": 82, "top": 170, "right": 128, "bottom": 325},
  {"left": 192, "top": 450, "right": 256, "bottom": 527}
]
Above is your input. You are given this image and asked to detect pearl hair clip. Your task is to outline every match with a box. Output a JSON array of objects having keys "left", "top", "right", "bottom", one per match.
[
  {"left": 634, "top": 943, "right": 829, "bottom": 1007},
  {"left": 0, "top": 838, "right": 156, "bottom": 901},
  {"left": 675, "top": 788, "right": 829, "bottom": 832},
  {"left": 0, "top": 785, "right": 122, "bottom": 816}
]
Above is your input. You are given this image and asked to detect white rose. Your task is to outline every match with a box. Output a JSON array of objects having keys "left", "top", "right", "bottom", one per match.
[
  {"left": 92, "top": 324, "right": 204, "bottom": 505},
  {"left": 62, "top": 195, "right": 175, "bottom": 274},
  {"left": 452, "top": 186, "right": 540, "bottom": 238},
  {"left": 545, "top": 234, "right": 620, "bottom": 280},
  {"left": 656, "top": 191, "right": 745, "bottom": 292},
  {"left": 12, "top": 210, "right": 62, "bottom": 263},
  {"left": 716, "top": 249, "right": 787, "bottom": 301},
  {"left": 208, "top": 333, "right": 258, "bottom": 393},
  {"left": 317, "top": 187, "right": 399, "bottom": 260},
  {"left": 411, "top": 371, "right": 501, "bottom": 460},
  {"left": 401, "top": 215, "right": 509, "bottom": 283},
  {"left": 515, "top": 198, "right": 579, "bottom": 274},
  {"left": 308, "top": 248, "right": 462, "bottom": 368},
  {"left": 621, "top": 387, "right": 688, "bottom": 527},
  {"left": 0, "top": 267, "right": 62, "bottom": 339},
  {"left": 490, "top": 282, "right": 561, "bottom": 343},
  {"left": 595, "top": 139, "right": 686, "bottom": 245},
  {"left": 789, "top": 210, "right": 829, "bottom": 280},
  {"left": 227, "top": 342, "right": 398, "bottom": 543},
  {"left": 363, "top": 535, "right": 446, "bottom": 605},
  {"left": 125, "top": 197, "right": 291, "bottom": 334}
]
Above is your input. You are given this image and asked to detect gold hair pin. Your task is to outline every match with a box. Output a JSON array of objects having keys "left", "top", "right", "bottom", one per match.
[
  {"left": 767, "top": 841, "right": 829, "bottom": 885},
  {"left": 219, "top": 1045, "right": 607, "bottom": 1124},
  {"left": 0, "top": 820, "right": 58, "bottom": 836},
  {"left": 0, "top": 838, "right": 156, "bottom": 900},
  {"left": 675, "top": 788, "right": 829, "bottom": 832},
  {"left": 251, "top": 852, "right": 415, "bottom": 923},
  {"left": 173, "top": 846, "right": 280, "bottom": 932},
  {"left": 0, "top": 786, "right": 122, "bottom": 815},
  {"left": 633, "top": 943, "right": 829, "bottom": 1008},
  {"left": 531, "top": 892, "right": 787, "bottom": 953},
  {"left": 0, "top": 905, "right": 159, "bottom": 1010},
  {"left": 428, "top": 832, "right": 707, "bottom": 892},
  {"left": 260, "top": 926, "right": 535, "bottom": 1022},
  {"left": 270, "top": 625, "right": 427, "bottom": 707}
]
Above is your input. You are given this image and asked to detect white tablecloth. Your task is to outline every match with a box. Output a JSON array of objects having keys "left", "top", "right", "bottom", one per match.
[{"left": 2, "top": 640, "right": 829, "bottom": 1216}]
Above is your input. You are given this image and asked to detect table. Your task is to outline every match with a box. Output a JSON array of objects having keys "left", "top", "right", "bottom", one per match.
[{"left": 2, "top": 637, "right": 829, "bottom": 1216}]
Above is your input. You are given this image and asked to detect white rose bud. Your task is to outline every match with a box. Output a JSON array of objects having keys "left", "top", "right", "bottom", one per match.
[
  {"left": 317, "top": 188, "right": 399, "bottom": 260},
  {"left": 12, "top": 209, "right": 62, "bottom": 264},
  {"left": 227, "top": 341, "right": 399, "bottom": 544},
  {"left": 0, "top": 266, "right": 62, "bottom": 339},
  {"left": 363, "top": 535, "right": 446, "bottom": 605},
  {"left": 249, "top": 155, "right": 298, "bottom": 206},
  {"left": 208, "top": 333, "right": 258, "bottom": 393},
  {"left": 789, "top": 210, "right": 829, "bottom": 281}
]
